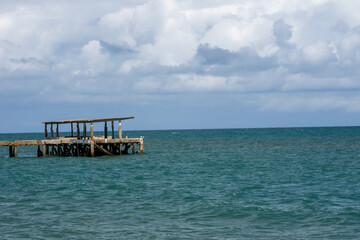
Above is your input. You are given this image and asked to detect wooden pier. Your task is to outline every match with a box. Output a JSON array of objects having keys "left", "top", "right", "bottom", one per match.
[{"left": 0, "top": 117, "right": 144, "bottom": 157}]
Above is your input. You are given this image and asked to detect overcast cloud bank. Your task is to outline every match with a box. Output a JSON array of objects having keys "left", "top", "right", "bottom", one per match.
[{"left": 1, "top": 0, "right": 360, "bottom": 131}]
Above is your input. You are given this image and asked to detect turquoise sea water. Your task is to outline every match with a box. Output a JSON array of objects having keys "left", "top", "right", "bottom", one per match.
[{"left": 1, "top": 127, "right": 360, "bottom": 239}]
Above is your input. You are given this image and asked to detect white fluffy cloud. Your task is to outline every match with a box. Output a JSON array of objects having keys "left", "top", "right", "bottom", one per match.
[{"left": 1, "top": 0, "right": 360, "bottom": 113}]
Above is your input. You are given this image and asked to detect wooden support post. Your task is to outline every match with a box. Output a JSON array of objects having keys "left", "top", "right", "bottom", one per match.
[
  {"left": 83, "top": 123, "right": 87, "bottom": 138},
  {"left": 45, "top": 124, "right": 48, "bottom": 138},
  {"left": 71, "top": 123, "right": 73, "bottom": 137},
  {"left": 104, "top": 121, "right": 108, "bottom": 139},
  {"left": 132, "top": 143, "right": 135, "bottom": 154},
  {"left": 76, "top": 144, "right": 79, "bottom": 156},
  {"left": 90, "top": 123, "right": 94, "bottom": 138},
  {"left": 9, "top": 146, "right": 13, "bottom": 157},
  {"left": 77, "top": 123, "right": 80, "bottom": 139},
  {"left": 13, "top": 146, "right": 17, "bottom": 157},
  {"left": 140, "top": 140, "right": 144, "bottom": 153},
  {"left": 119, "top": 143, "right": 122, "bottom": 155},
  {"left": 37, "top": 146, "right": 41, "bottom": 157},
  {"left": 42, "top": 145, "right": 46, "bottom": 157},
  {"left": 118, "top": 121, "right": 122, "bottom": 139},
  {"left": 111, "top": 121, "right": 114, "bottom": 139},
  {"left": 90, "top": 141, "right": 95, "bottom": 157},
  {"left": 51, "top": 124, "right": 54, "bottom": 138}
]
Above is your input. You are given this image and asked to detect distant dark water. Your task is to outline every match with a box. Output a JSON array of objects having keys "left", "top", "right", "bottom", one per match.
[{"left": 1, "top": 127, "right": 360, "bottom": 239}]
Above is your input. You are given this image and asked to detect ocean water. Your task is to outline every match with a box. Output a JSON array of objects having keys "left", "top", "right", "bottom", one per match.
[{"left": 0, "top": 127, "right": 360, "bottom": 239}]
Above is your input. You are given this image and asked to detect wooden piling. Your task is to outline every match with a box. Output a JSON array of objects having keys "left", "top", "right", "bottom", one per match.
[
  {"left": 90, "top": 123, "right": 94, "bottom": 138},
  {"left": 111, "top": 121, "right": 114, "bottom": 139},
  {"left": 118, "top": 121, "right": 122, "bottom": 139},
  {"left": 42, "top": 145, "right": 46, "bottom": 157},
  {"left": 83, "top": 123, "right": 87, "bottom": 138},
  {"left": 90, "top": 141, "right": 95, "bottom": 157},
  {"left": 13, "top": 146, "right": 17, "bottom": 157},
  {"left": 140, "top": 141, "right": 144, "bottom": 153},
  {"left": 104, "top": 121, "right": 108, "bottom": 139},
  {"left": 77, "top": 123, "right": 80, "bottom": 139}
]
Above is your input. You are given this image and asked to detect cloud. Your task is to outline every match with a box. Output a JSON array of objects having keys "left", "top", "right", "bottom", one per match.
[
  {"left": 273, "top": 19, "right": 293, "bottom": 48},
  {"left": 0, "top": 0, "right": 360, "bottom": 116}
]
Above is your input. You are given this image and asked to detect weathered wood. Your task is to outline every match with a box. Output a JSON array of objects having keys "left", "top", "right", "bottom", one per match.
[
  {"left": 45, "top": 124, "right": 48, "bottom": 138},
  {"left": 94, "top": 143, "right": 114, "bottom": 156},
  {"left": 42, "top": 145, "right": 46, "bottom": 157},
  {"left": 118, "top": 121, "right": 122, "bottom": 139},
  {"left": 42, "top": 139, "right": 73, "bottom": 145},
  {"left": 77, "top": 123, "right": 80, "bottom": 139},
  {"left": 90, "top": 141, "right": 95, "bottom": 157},
  {"left": 76, "top": 143, "right": 80, "bottom": 156},
  {"left": 0, "top": 140, "right": 42, "bottom": 146},
  {"left": 140, "top": 140, "right": 144, "bottom": 153},
  {"left": 111, "top": 120, "right": 114, "bottom": 139},
  {"left": 9, "top": 146, "right": 13, "bottom": 157},
  {"left": 83, "top": 123, "right": 87, "bottom": 138},
  {"left": 43, "top": 117, "right": 134, "bottom": 125},
  {"left": 123, "top": 143, "right": 130, "bottom": 154},
  {"left": 0, "top": 141, "right": 11, "bottom": 146},
  {"left": 57, "top": 144, "right": 61, "bottom": 156},
  {"left": 90, "top": 123, "right": 94, "bottom": 138},
  {"left": 1, "top": 118, "right": 144, "bottom": 157},
  {"left": 37, "top": 146, "right": 42, "bottom": 157},
  {"left": 13, "top": 146, "right": 17, "bottom": 157}
]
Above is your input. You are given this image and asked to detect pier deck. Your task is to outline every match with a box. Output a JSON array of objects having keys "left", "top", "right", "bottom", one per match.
[{"left": 0, "top": 116, "right": 144, "bottom": 157}]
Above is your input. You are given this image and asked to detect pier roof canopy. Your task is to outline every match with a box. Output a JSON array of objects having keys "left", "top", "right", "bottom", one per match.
[{"left": 43, "top": 117, "right": 134, "bottom": 125}]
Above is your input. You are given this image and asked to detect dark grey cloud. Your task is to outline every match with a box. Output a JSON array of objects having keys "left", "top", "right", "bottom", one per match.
[
  {"left": 195, "top": 44, "right": 276, "bottom": 75},
  {"left": 273, "top": 19, "right": 293, "bottom": 48}
]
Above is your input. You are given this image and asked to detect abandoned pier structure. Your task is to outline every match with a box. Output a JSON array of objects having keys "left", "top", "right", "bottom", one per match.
[{"left": 0, "top": 117, "right": 144, "bottom": 157}]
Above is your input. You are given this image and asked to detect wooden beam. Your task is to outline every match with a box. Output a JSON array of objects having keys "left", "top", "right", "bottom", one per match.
[
  {"left": 94, "top": 143, "right": 114, "bottom": 156},
  {"left": 51, "top": 124, "right": 54, "bottom": 138},
  {"left": 56, "top": 124, "right": 59, "bottom": 137},
  {"left": 45, "top": 124, "right": 48, "bottom": 138},
  {"left": 0, "top": 140, "right": 43, "bottom": 146}
]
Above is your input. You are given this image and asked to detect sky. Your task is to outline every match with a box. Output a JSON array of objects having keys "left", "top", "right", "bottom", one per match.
[{"left": 1, "top": 0, "right": 360, "bottom": 132}]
